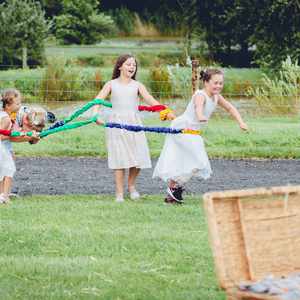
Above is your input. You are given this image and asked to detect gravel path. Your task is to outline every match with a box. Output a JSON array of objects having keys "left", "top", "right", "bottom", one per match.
[{"left": 14, "top": 158, "right": 300, "bottom": 196}]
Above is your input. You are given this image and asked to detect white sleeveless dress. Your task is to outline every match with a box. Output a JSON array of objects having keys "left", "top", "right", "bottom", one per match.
[
  {"left": 0, "top": 111, "right": 16, "bottom": 180},
  {"left": 106, "top": 79, "right": 152, "bottom": 169},
  {"left": 153, "top": 89, "right": 218, "bottom": 184}
]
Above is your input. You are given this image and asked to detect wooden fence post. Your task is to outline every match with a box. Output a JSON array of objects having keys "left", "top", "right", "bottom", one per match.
[{"left": 192, "top": 60, "right": 199, "bottom": 94}]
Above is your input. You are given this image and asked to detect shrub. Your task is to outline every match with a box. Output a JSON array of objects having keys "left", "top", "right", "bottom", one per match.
[
  {"left": 109, "top": 7, "right": 135, "bottom": 35},
  {"left": 167, "top": 63, "right": 192, "bottom": 99},
  {"left": 149, "top": 67, "right": 172, "bottom": 99},
  {"left": 39, "top": 57, "right": 82, "bottom": 101},
  {"left": 75, "top": 55, "right": 105, "bottom": 67},
  {"left": 247, "top": 56, "right": 300, "bottom": 114}
]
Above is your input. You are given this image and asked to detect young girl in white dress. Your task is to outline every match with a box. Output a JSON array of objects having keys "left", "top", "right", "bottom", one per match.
[
  {"left": 153, "top": 68, "right": 248, "bottom": 204},
  {"left": 0, "top": 89, "right": 22, "bottom": 203},
  {"left": 94, "top": 54, "right": 174, "bottom": 202},
  {"left": 0, "top": 89, "right": 40, "bottom": 203}
]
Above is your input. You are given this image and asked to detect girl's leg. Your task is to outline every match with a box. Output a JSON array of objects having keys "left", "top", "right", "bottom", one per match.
[
  {"left": 128, "top": 167, "right": 140, "bottom": 199},
  {"left": 0, "top": 179, "right": 3, "bottom": 194},
  {"left": 128, "top": 167, "right": 140, "bottom": 191},
  {"left": 0, "top": 176, "right": 12, "bottom": 203},
  {"left": 115, "top": 169, "right": 125, "bottom": 202}
]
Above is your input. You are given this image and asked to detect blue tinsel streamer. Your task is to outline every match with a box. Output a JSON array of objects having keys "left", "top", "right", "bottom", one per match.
[{"left": 106, "top": 122, "right": 182, "bottom": 134}]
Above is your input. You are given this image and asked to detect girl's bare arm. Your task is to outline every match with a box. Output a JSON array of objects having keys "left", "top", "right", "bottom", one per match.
[
  {"left": 138, "top": 83, "right": 160, "bottom": 106},
  {"left": 218, "top": 95, "right": 248, "bottom": 130},
  {"left": 93, "top": 81, "right": 112, "bottom": 115},
  {"left": 138, "top": 83, "right": 175, "bottom": 120},
  {"left": 194, "top": 94, "right": 208, "bottom": 122}
]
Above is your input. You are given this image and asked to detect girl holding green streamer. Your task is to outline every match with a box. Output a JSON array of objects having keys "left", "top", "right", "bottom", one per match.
[{"left": 93, "top": 54, "right": 175, "bottom": 203}]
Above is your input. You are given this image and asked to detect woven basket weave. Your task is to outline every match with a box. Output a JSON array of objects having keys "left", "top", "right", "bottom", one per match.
[{"left": 203, "top": 185, "right": 300, "bottom": 300}]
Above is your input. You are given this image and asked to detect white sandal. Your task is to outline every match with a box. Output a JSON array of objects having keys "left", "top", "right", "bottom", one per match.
[
  {"left": 115, "top": 194, "right": 125, "bottom": 203},
  {"left": 129, "top": 189, "right": 140, "bottom": 200},
  {"left": 0, "top": 193, "right": 9, "bottom": 204}
]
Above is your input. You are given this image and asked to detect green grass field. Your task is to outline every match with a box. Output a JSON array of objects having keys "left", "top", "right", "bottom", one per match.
[
  {"left": 1, "top": 40, "right": 297, "bottom": 300},
  {"left": 13, "top": 116, "right": 300, "bottom": 159},
  {"left": 0, "top": 195, "right": 225, "bottom": 300}
]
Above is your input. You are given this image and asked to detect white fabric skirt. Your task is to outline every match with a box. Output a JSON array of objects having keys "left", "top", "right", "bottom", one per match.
[
  {"left": 106, "top": 112, "right": 152, "bottom": 169},
  {"left": 0, "top": 142, "right": 16, "bottom": 180},
  {"left": 153, "top": 116, "right": 211, "bottom": 184}
]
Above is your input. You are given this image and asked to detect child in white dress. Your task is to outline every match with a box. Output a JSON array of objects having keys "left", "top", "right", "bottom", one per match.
[
  {"left": 0, "top": 89, "right": 22, "bottom": 203},
  {"left": 153, "top": 68, "right": 248, "bottom": 204},
  {"left": 94, "top": 54, "right": 174, "bottom": 202},
  {"left": 0, "top": 89, "right": 40, "bottom": 203}
]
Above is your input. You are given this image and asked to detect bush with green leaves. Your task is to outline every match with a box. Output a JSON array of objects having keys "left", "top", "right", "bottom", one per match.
[
  {"left": 0, "top": 0, "right": 50, "bottom": 68},
  {"left": 149, "top": 67, "right": 172, "bottom": 99},
  {"left": 39, "top": 57, "right": 105, "bottom": 101},
  {"left": 55, "top": 0, "right": 116, "bottom": 45},
  {"left": 75, "top": 55, "right": 105, "bottom": 67},
  {"left": 167, "top": 62, "right": 192, "bottom": 99},
  {"left": 109, "top": 7, "right": 135, "bottom": 35},
  {"left": 247, "top": 57, "right": 300, "bottom": 114},
  {"left": 39, "top": 57, "right": 80, "bottom": 101}
]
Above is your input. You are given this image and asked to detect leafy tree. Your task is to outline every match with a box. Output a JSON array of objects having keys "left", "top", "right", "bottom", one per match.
[
  {"left": 55, "top": 0, "right": 116, "bottom": 44},
  {"left": 108, "top": 7, "right": 135, "bottom": 35},
  {"left": 0, "top": 0, "right": 50, "bottom": 68},
  {"left": 40, "top": 0, "right": 63, "bottom": 19},
  {"left": 250, "top": 0, "right": 300, "bottom": 68},
  {"left": 196, "top": 0, "right": 257, "bottom": 66}
]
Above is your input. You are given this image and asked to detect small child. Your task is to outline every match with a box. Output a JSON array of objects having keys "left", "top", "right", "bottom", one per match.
[
  {"left": 14, "top": 105, "right": 49, "bottom": 144},
  {"left": 153, "top": 68, "right": 248, "bottom": 204},
  {"left": 0, "top": 89, "right": 22, "bottom": 203},
  {"left": 16, "top": 105, "right": 48, "bottom": 132},
  {"left": 0, "top": 89, "right": 39, "bottom": 203},
  {"left": 94, "top": 54, "right": 174, "bottom": 202}
]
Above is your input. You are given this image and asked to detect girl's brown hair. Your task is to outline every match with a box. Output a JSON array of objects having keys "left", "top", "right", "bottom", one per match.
[
  {"left": 0, "top": 88, "right": 21, "bottom": 109},
  {"left": 112, "top": 54, "right": 138, "bottom": 80},
  {"left": 199, "top": 68, "right": 223, "bottom": 82}
]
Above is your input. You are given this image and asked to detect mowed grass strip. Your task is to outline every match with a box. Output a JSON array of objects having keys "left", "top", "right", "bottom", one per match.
[{"left": 0, "top": 195, "right": 225, "bottom": 300}]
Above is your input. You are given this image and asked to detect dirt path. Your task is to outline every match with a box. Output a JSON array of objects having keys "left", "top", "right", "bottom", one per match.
[{"left": 14, "top": 158, "right": 300, "bottom": 196}]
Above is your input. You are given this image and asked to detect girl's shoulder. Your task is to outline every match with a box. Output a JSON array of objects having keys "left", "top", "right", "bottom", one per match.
[
  {"left": 193, "top": 89, "right": 206, "bottom": 97},
  {"left": 0, "top": 110, "right": 9, "bottom": 119},
  {"left": 0, "top": 112, "right": 12, "bottom": 130},
  {"left": 192, "top": 89, "right": 206, "bottom": 101}
]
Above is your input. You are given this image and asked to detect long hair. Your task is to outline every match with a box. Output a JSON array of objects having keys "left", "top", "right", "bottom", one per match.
[
  {"left": 199, "top": 68, "right": 223, "bottom": 82},
  {"left": 112, "top": 54, "right": 138, "bottom": 80},
  {"left": 1, "top": 88, "right": 21, "bottom": 109}
]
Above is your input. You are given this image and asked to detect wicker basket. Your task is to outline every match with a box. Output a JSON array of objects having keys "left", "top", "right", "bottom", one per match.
[{"left": 203, "top": 185, "right": 300, "bottom": 300}]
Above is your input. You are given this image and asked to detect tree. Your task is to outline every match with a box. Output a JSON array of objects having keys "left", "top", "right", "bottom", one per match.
[
  {"left": 0, "top": 0, "right": 50, "bottom": 68},
  {"left": 250, "top": 0, "right": 300, "bottom": 68},
  {"left": 196, "top": 0, "right": 257, "bottom": 67},
  {"left": 176, "top": 0, "right": 199, "bottom": 58},
  {"left": 55, "top": 0, "right": 116, "bottom": 45}
]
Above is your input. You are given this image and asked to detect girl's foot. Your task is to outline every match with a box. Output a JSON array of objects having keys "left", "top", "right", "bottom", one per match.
[
  {"left": 130, "top": 190, "right": 140, "bottom": 200},
  {"left": 128, "top": 187, "right": 140, "bottom": 200},
  {"left": 115, "top": 194, "right": 125, "bottom": 203},
  {"left": 0, "top": 193, "right": 10, "bottom": 204},
  {"left": 167, "top": 186, "right": 184, "bottom": 204},
  {"left": 165, "top": 194, "right": 183, "bottom": 205}
]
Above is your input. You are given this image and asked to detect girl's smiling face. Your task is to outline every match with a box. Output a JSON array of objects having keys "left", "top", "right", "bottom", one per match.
[
  {"left": 205, "top": 74, "right": 224, "bottom": 95},
  {"left": 119, "top": 57, "right": 137, "bottom": 79},
  {"left": 7, "top": 95, "right": 22, "bottom": 113}
]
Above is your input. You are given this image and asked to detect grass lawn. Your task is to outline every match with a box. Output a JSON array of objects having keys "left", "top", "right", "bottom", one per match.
[
  {"left": 0, "top": 195, "right": 225, "bottom": 300},
  {"left": 13, "top": 116, "right": 300, "bottom": 159}
]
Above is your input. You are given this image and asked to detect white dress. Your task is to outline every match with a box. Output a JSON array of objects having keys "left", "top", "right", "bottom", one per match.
[
  {"left": 106, "top": 79, "right": 152, "bottom": 169},
  {"left": 0, "top": 111, "right": 16, "bottom": 180},
  {"left": 153, "top": 89, "right": 218, "bottom": 184}
]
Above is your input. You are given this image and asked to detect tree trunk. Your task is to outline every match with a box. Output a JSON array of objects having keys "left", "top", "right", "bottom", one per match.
[{"left": 22, "top": 46, "right": 28, "bottom": 69}]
